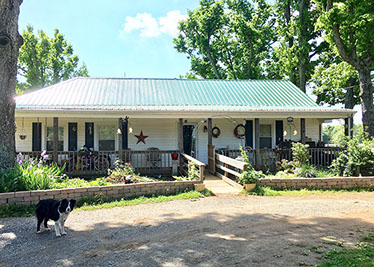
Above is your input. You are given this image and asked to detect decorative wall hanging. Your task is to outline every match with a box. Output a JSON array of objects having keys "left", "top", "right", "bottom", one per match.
[
  {"left": 234, "top": 124, "right": 245, "bottom": 139},
  {"left": 135, "top": 131, "right": 148, "bottom": 144},
  {"left": 212, "top": 127, "right": 221, "bottom": 138},
  {"left": 19, "top": 117, "right": 27, "bottom": 140}
]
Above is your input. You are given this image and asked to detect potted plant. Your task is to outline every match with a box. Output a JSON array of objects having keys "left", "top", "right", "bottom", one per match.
[{"left": 238, "top": 169, "right": 264, "bottom": 191}]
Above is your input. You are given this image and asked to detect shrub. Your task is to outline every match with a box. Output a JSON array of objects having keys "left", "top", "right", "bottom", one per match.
[
  {"left": 237, "top": 148, "right": 265, "bottom": 184},
  {"left": 295, "top": 164, "right": 318, "bottom": 178},
  {"left": 237, "top": 169, "right": 265, "bottom": 184},
  {"left": 188, "top": 162, "right": 200, "bottom": 180},
  {"left": 0, "top": 152, "right": 65, "bottom": 193},
  {"left": 291, "top": 143, "right": 310, "bottom": 167},
  {"left": 331, "top": 134, "right": 374, "bottom": 176}
]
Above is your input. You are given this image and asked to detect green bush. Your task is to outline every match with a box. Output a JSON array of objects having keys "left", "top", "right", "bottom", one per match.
[
  {"left": 237, "top": 147, "right": 265, "bottom": 184},
  {"left": 291, "top": 143, "right": 310, "bottom": 167},
  {"left": 295, "top": 164, "right": 318, "bottom": 178},
  {"left": 331, "top": 134, "right": 374, "bottom": 176},
  {"left": 0, "top": 152, "right": 65, "bottom": 193}
]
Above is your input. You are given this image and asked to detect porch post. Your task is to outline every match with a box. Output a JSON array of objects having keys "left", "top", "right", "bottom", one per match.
[
  {"left": 300, "top": 118, "right": 306, "bottom": 144},
  {"left": 178, "top": 118, "right": 183, "bottom": 152},
  {"left": 254, "top": 118, "right": 260, "bottom": 149},
  {"left": 345, "top": 117, "right": 353, "bottom": 138},
  {"left": 208, "top": 118, "right": 212, "bottom": 146},
  {"left": 254, "top": 118, "right": 260, "bottom": 168},
  {"left": 53, "top": 117, "right": 58, "bottom": 163},
  {"left": 118, "top": 118, "right": 123, "bottom": 161}
]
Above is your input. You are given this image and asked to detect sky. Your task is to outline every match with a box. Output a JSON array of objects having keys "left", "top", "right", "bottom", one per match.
[
  {"left": 18, "top": 0, "right": 362, "bottom": 123},
  {"left": 19, "top": 0, "right": 200, "bottom": 79}
]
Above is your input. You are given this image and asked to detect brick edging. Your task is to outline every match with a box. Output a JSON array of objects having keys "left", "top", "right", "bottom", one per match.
[
  {"left": 257, "top": 177, "right": 374, "bottom": 190},
  {"left": 0, "top": 181, "right": 199, "bottom": 206}
]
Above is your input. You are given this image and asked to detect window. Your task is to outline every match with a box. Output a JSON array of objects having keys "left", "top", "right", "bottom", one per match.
[
  {"left": 99, "top": 126, "right": 115, "bottom": 150},
  {"left": 47, "top": 127, "right": 64, "bottom": 151},
  {"left": 259, "top": 124, "right": 272, "bottom": 149}
]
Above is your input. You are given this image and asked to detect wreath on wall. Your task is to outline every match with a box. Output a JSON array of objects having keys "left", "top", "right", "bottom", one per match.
[
  {"left": 212, "top": 127, "right": 221, "bottom": 138},
  {"left": 234, "top": 124, "right": 245, "bottom": 139}
]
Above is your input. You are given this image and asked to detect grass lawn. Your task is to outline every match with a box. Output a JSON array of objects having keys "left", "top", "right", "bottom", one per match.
[
  {"left": 317, "top": 233, "right": 374, "bottom": 266},
  {"left": 0, "top": 189, "right": 212, "bottom": 218},
  {"left": 244, "top": 186, "right": 374, "bottom": 196}
]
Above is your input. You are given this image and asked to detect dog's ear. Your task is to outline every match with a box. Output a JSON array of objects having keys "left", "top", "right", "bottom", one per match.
[
  {"left": 70, "top": 199, "right": 76, "bottom": 210},
  {"left": 59, "top": 199, "right": 68, "bottom": 212}
]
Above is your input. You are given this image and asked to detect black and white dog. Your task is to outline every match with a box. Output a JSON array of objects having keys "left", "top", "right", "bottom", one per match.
[{"left": 35, "top": 199, "right": 76, "bottom": 237}]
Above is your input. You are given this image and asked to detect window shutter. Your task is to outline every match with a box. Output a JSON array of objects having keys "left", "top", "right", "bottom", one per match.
[
  {"left": 245, "top": 120, "right": 253, "bottom": 148},
  {"left": 68, "top": 123, "right": 78, "bottom": 151},
  {"left": 32, "top": 122, "right": 42, "bottom": 151},
  {"left": 276, "top": 120, "right": 284, "bottom": 145},
  {"left": 85, "top": 122, "right": 94, "bottom": 149}
]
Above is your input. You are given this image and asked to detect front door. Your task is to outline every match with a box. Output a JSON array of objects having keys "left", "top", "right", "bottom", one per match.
[{"left": 183, "top": 125, "right": 195, "bottom": 156}]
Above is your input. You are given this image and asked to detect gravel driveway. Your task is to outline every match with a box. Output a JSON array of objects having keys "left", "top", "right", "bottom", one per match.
[{"left": 1, "top": 193, "right": 374, "bottom": 267}]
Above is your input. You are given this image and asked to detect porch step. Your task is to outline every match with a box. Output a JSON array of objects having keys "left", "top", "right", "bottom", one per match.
[{"left": 204, "top": 174, "right": 242, "bottom": 195}]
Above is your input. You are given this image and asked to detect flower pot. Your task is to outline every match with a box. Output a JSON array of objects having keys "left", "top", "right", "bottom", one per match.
[
  {"left": 171, "top": 153, "right": 179, "bottom": 160},
  {"left": 194, "top": 183, "right": 205, "bottom": 192},
  {"left": 244, "top": 183, "right": 256, "bottom": 191}
]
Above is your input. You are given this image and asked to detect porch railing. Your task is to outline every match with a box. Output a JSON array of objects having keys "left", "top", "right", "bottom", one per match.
[
  {"left": 121, "top": 150, "right": 180, "bottom": 175},
  {"left": 214, "top": 153, "right": 247, "bottom": 189},
  {"left": 19, "top": 151, "right": 119, "bottom": 176},
  {"left": 218, "top": 147, "right": 346, "bottom": 170},
  {"left": 180, "top": 153, "right": 205, "bottom": 181}
]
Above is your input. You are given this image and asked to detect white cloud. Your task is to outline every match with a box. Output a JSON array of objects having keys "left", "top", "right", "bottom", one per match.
[{"left": 121, "top": 10, "right": 187, "bottom": 38}]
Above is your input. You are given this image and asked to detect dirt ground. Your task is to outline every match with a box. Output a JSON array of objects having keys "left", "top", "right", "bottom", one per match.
[{"left": 1, "top": 192, "right": 374, "bottom": 267}]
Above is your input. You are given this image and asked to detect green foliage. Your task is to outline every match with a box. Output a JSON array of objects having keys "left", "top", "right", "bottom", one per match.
[
  {"left": 0, "top": 155, "right": 65, "bottom": 193},
  {"left": 295, "top": 164, "right": 318, "bottom": 178},
  {"left": 174, "top": 0, "right": 275, "bottom": 79},
  {"left": 331, "top": 134, "right": 374, "bottom": 176},
  {"left": 312, "top": 61, "right": 360, "bottom": 107},
  {"left": 291, "top": 143, "right": 310, "bottom": 168},
  {"left": 188, "top": 162, "right": 200, "bottom": 180},
  {"left": 17, "top": 25, "right": 88, "bottom": 93},
  {"left": 52, "top": 177, "right": 110, "bottom": 189},
  {"left": 0, "top": 204, "right": 36, "bottom": 218},
  {"left": 323, "top": 124, "right": 364, "bottom": 146},
  {"left": 318, "top": 245, "right": 374, "bottom": 267},
  {"left": 247, "top": 186, "right": 373, "bottom": 196},
  {"left": 237, "top": 147, "right": 265, "bottom": 184}
]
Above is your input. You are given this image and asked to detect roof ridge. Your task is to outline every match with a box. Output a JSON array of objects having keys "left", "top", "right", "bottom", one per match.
[{"left": 74, "top": 77, "right": 288, "bottom": 82}]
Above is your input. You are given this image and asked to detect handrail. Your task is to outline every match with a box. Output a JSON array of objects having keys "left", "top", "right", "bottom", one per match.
[
  {"left": 180, "top": 153, "right": 206, "bottom": 181},
  {"left": 215, "top": 152, "right": 248, "bottom": 186}
]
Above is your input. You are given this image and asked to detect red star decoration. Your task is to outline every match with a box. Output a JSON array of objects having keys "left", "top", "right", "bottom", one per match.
[{"left": 135, "top": 131, "right": 148, "bottom": 144}]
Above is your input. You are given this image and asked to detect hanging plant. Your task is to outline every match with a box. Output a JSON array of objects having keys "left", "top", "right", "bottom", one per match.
[
  {"left": 212, "top": 127, "right": 221, "bottom": 138},
  {"left": 234, "top": 124, "right": 245, "bottom": 139}
]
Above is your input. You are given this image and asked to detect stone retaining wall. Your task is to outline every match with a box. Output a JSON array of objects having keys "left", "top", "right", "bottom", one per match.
[
  {"left": 257, "top": 177, "right": 374, "bottom": 190},
  {"left": 0, "top": 181, "right": 198, "bottom": 206}
]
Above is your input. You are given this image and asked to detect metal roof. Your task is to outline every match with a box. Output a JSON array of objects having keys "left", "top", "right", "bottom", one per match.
[{"left": 15, "top": 77, "right": 354, "bottom": 115}]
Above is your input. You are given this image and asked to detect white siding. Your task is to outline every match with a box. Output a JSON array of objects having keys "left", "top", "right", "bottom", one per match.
[{"left": 16, "top": 117, "right": 321, "bottom": 164}]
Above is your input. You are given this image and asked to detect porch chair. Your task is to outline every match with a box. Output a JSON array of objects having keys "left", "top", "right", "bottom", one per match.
[{"left": 146, "top": 147, "right": 161, "bottom": 168}]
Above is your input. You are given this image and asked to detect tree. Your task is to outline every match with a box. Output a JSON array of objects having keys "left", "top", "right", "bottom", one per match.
[
  {"left": 316, "top": 0, "right": 374, "bottom": 136},
  {"left": 268, "top": 0, "right": 328, "bottom": 92},
  {"left": 174, "top": 0, "right": 275, "bottom": 79},
  {"left": 17, "top": 25, "right": 88, "bottom": 92},
  {"left": 0, "top": 0, "right": 23, "bottom": 170}
]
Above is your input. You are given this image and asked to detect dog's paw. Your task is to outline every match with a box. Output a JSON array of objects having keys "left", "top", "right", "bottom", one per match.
[
  {"left": 56, "top": 233, "right": 62, "bottom": 237},
  {"left": 37, "top": 230, "right": 43, "bottom": 234},
  {"left": 61, "top": 231, "right": 67, "bottom": 235},
  {"left": 45, "top": 227, "right": 51, "bottom": 231}
]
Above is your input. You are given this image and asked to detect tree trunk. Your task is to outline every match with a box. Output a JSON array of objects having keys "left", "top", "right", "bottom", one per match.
[
  {"left": 344, "top": 79, "right": 355, "bottom": 137},
  {"left": 357, "top": 66, "right": 374, "bottom": 137},
  {"left": 298, "top": 0, "right": 308, "bottom": 93},
  {"left": 0, "top": 0, "right": 23, "bottom": 170}
]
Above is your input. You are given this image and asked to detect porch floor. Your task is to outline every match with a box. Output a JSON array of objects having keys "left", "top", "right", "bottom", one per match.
[{"left": 204, "top": 174, "right": 241, "bottom": 195}]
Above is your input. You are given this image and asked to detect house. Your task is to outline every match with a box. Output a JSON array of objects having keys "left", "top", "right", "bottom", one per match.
[{"left": 15, "top": 77, "right": 355, "bottom": 175}]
